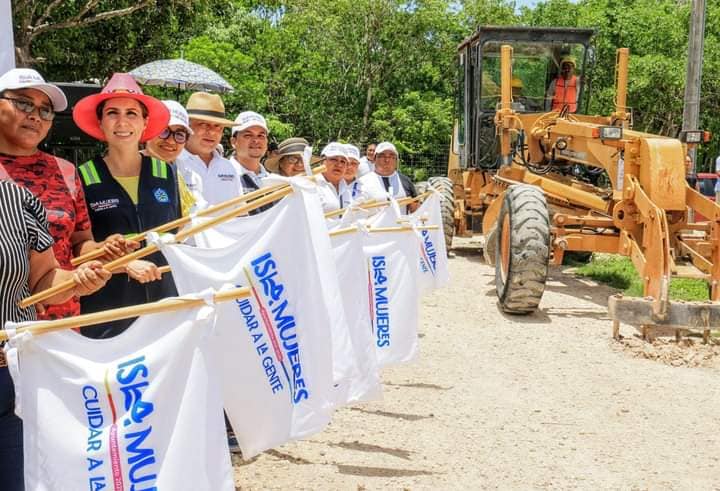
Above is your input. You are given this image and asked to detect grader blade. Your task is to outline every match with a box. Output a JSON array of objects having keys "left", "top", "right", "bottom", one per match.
[{"left": 609, "top": 295, "right": 720, "bottom": 330}]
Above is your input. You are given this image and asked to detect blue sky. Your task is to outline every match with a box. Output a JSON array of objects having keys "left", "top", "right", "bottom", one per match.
[{"left": 515, "top": 0, "right": 541, "bottom": 7}]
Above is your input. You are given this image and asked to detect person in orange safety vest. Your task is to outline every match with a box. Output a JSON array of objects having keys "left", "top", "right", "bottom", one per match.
[{"left": 547, "top": 55, "right": 579, "bottom": 113}]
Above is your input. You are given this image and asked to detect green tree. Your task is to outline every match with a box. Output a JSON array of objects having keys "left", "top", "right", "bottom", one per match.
[{"left": 12, "top": 0, "right": 231, "bottom": 80}]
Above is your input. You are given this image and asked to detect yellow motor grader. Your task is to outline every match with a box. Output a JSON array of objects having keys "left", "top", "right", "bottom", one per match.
[{"left": 444, "top": 26, "right": 719, "bottom": 337}]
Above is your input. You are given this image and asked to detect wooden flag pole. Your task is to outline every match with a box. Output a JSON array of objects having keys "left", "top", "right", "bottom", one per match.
[
  {"left": 327, "top": 224, "right": 439, "bottom": 238},
  {"left": 19, "top": 185, "right": 294, "bottom": 308},
  {"left": 369, "top": 224, "right": 439, "bottom": 233},
  {"left": 70, "top": 165, "right": 326, "bottom": 266},
  {"left": 69, "top": 184, "right": 284, "bottom": 266},
  {"left": 324, "top": 191, "right": 432, "bottom": 219},
  {"left": 2, "top": 286, "right": 251, "bottom": 342},
  {"left": 152, "top": 224, "right": 438, "bottom": 276}
]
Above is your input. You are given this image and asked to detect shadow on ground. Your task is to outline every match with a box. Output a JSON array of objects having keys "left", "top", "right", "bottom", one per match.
[
  {"left": 349, "top": 407, "right": 434, "bottom": 422},
  {"left": 336, "top": 464, "right": 438, "bottom": 478}
]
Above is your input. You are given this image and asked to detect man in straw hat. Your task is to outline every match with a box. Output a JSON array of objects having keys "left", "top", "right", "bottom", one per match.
[{"left": 175, "top": 92, "right": 243, "bottom": 206}]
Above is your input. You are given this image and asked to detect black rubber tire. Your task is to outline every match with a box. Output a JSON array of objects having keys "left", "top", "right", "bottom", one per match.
[
  {"left": 494, "top": 185, "right": 550, "bottom": 314},
  {"left": 427, "top": 176, "right": 455, "bottom": 251}
]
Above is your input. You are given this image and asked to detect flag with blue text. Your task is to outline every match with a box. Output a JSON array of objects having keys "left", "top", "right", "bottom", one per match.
[
  {"left": 160, "top": 180, "right": 340, "bottom": 458},
  {"left": 6, "top": 306, "right": 233, "bottom": 491}
]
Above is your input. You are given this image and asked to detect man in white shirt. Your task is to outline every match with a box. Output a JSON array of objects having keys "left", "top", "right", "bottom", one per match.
[
  {"left": 358, "top": 142, "right": 376, "bottom": 177},
  {"left": 175, "top": 92, "right": 243, "bottom": 206},
  {"left": 315, "top": 142, "right": 349, "bottom": 212},
  {"left": 341, "top": 143, "right": 364, "bottom": 205},
  {"left": 229, "top": 111, "right": 270, "bottom": 194},
  {"left": 359, "top": 141, "right": 418, "bottom": 213}
]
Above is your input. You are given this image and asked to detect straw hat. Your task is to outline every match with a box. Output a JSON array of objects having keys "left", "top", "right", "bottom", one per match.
[
  {"left": 185, "top": 92, "right": 234, "bottom": 126},
  {"left": 72, "top": 73, "right": 169, "bottom": 143},
  {"left": 265, "top": 137, "right": 321, "bottom": 174}
]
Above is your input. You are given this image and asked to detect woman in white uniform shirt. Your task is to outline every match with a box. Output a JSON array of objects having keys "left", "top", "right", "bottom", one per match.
[
  {"left": 315, "top": 142, "right": 349, "bottom": 212},
  {"left": 341, "top": 143, "right": 365, "bottom": 206}
]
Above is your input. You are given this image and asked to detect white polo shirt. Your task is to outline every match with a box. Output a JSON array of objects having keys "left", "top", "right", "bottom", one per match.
[
  {"left": 315, "top": 173, "right": 343, "bottom": 213},
  {"left": 359, "top": 171, "right": 406, "bottom": 201},
  {"left": 358, "top": 157, "right": 374, "bottom": 177},
  {"left": 175, "top": 149, "right": 243, "bottom": 206},
  {"left": 339, "top": 178, "right": 365, "bottom": 207},
  {"left": 230, "top": 156, "right": 269, "bottom": 191}
]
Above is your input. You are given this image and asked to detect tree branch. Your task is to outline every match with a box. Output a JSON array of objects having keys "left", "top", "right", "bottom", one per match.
[
  {"left": 34, "top": 0, "right": 66, "bottom": 29},
  {"left": 31, "top": 0, "right": 155, "bottom": 39},
  {"left": 75, "top": 0, "right": 103, "bottom": 24}
]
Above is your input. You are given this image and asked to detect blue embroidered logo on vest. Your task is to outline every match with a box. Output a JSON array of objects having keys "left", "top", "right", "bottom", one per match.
[{"left": 153, "top": 188, "right": 169, "bottom": 203}]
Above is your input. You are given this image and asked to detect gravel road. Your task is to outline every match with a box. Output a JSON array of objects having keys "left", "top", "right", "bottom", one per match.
[{"left": 233, "top": 243, "right": 720, "bottom": 490}]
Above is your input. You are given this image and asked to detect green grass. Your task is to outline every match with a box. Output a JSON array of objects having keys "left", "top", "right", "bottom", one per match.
[{"left": 574, "top": 255, "right": 710, "bottom": 301}]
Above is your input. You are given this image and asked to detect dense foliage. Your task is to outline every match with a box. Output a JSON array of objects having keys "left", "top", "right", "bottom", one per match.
[{"left": 12, "top": 0, "right": 720, "bottom": 169}]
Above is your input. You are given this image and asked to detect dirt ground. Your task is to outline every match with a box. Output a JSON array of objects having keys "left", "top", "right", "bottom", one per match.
[{"left": 233, "top": 240, "right": 720, "bottom": 490}]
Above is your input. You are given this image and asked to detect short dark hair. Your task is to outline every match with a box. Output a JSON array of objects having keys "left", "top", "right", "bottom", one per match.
[{"left": 96, "top": 98, "right": 148, "bottom": 120}]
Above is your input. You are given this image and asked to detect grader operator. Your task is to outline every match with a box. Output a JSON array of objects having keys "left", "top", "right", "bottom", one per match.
[{"left": 443, "top": 26, "right": 719, "bottom": 338}]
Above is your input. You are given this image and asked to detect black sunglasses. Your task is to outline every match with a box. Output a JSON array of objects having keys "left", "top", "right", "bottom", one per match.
[
  {"left": 158, "top": 128, "right": 188, "bottom": 143},
  {"left": 0, "top": 96, "right": 55, "bottom": 121}
]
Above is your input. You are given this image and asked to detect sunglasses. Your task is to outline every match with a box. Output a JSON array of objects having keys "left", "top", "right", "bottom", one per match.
[
  {"left": 1, "top": 96, "right": 55, "bottom": 121},
  {"left": 158, "top": 128, "right": 188, "bottom": 144}
]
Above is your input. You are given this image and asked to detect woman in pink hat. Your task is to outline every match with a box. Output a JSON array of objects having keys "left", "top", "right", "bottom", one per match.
[{"left": 72, "top": 73, "right": 182, "bottom": 339}]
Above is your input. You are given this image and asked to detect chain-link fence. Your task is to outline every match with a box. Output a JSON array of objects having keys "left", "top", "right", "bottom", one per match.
[{"left": 398, "top": 148, "right": 450, "bottom": 182}]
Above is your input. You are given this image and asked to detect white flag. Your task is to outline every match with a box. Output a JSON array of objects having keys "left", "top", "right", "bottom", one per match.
[
  {"left": 362, "top": 205, "right": 420, "bottom": 366},
  {"left": 191, "top": 177, "right": 359, "bottom": 390},
  {"left": 411, "top": 190, "right": 450, "bottom": 293},
  {"left": 330, "top": 230, "right": 382, "bottom": 405},
  {"left": 160, "top": 180, "right": 345, "bottom": 458},
  {"left": 6, "top": 305, "right": 233, "bottom": 491}
]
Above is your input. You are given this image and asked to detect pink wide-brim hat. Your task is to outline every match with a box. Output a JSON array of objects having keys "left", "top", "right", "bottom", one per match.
[{"left": 73, "top": 73, "right": 170, "bottom": 143}]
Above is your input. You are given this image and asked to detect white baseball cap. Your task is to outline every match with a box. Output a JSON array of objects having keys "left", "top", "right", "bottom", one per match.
[
  {"left": 375, "top": 141, "right": 398, "bottom": 157},
  {"left": 321, "top": 142, "right": 348, "bottom": 159},
  {"left": 0, "top": 68, "right": 68, "bottom": 112},
  {"left": 162, "top": 100, "right": 193, "bottom": 134},
  {"left": 232, "top": 111, "right": 268, "bottom": 135},
  {"left": 344, "top": 144, "right": 360, "bottom": 162}
]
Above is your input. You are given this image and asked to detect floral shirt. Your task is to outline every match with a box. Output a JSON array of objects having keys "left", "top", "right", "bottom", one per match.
[{"left": 0, "top": 151, "right": 91, "bottom": 319}]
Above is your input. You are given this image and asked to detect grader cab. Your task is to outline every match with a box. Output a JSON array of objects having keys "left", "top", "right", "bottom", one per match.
[{"left": 441, "top": 26, "right": 720, "bottom": 338}]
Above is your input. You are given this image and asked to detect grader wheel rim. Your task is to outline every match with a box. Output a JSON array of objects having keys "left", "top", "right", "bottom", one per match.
[{"left": 500, "top": 213, "right": 511, "bottom": 282}]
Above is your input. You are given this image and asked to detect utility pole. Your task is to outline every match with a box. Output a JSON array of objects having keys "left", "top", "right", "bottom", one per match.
[{"left": 682, "top": 0, "right": 706, "bottom": 175}]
